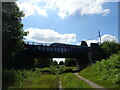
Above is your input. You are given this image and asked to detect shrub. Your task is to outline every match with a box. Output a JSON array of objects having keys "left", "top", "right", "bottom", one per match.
[{"left": 79, "top": 51, "right": 120, "bottom": 88}]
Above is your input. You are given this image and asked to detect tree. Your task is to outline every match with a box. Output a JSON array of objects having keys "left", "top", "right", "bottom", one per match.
[
  {"left": 35, "top": 58, "right": 53, "bottom": 68},
  {"left": 65, "top": 58, "right": 76, "bottom": 67},
  {"left": 2, "top": 2, "right": 27, "bottom": 68},
  {"left": 52, "top": 60, "right": 58, "bottom": 66},
  {"left": 101, "top": 41, "right": 120, "bottom": 58},
  {"left": 81, "top": 41, "right": 88, "bottom": 47},
  {"left": 59, "top": 61, "right": 64, "bottom": 65}
]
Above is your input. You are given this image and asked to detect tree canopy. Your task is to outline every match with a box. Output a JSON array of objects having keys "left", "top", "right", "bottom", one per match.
[
  {"left": 35, "top": 58, "right": 53, "bottom": 68},
  {"left": 52, "top": 60, "right": 58, "bottom": 66},
  {"left": 65, "top": 58, "right": 76, "bottom": 67},
  {"left": 81, "top": 41, "right": 88, "bottom": 47},
  {"left": 2, "top": 2, "right": 27, "bottom": 68},
  {"left": 101, "top": 41, "right": 120, "bottom": 58},
  {"left": 59, "top": 61, "right": 64, "bottom": 65}
]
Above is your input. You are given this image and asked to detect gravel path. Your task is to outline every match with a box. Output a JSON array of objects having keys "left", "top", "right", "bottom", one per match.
[{"left": 73, "top": 73, "right": 107, "bottom": 89}]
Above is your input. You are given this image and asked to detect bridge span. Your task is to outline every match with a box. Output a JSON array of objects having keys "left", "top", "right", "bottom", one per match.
[
  {"left": 14, "top": 42, "right": 104, "bottom": 70},
  {"left": 25, "top": 42, "right": 88, "bottom": 58}
]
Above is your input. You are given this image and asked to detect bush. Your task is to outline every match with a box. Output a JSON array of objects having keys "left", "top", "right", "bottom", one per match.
[
  {"left": 2, "top": 69, "right": 41, "bottom": 88},
  {"left": 79, "top": 51, "right": 120, "bottom": 88},
  {"left": 101, "top": 41, "right": 120, "bottom": 58},
  {"left": 65, "top": 58, "right": 76, "bottom": 67}
]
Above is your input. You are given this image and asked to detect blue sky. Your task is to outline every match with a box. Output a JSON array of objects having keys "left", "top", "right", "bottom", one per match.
[
  {"left": 17, "top": 0, "right": 118, "bottom": 46},
  {"left": 17, "top": 0, "right": 119, "bottom": 62},
  {"left": 22, "top": 2, "right": 118, "bottom": 42}
]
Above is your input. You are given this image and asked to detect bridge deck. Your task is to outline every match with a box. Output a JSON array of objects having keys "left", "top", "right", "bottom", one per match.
[{"left": 25, "top": 44, "right": 88, "bottom": 58}]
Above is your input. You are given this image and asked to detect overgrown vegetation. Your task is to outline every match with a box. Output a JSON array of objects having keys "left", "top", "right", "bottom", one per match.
[
  {"left": 35, "top": 66, "right": 59, "bottom": 74},
  {"left": 79, "top": 51, "right": 120, "bottom": 88},
  {"left": 61, "top": 73, "right": 92, "bottom": 88},
  {"left": 35, "top": 66, "right": 78, "bottom": 74},
  {"left": 59, "top": 66, "right": 77, "bottom": 73},
  {"left": 101, "top": 41, "right": 120, "bottom": 58},
  {"left": 65, "top": 58, "right": 76, "bottom": 67},
  {"left": 3, "top": 69, "right": 59, "bottom": 89},
  {"left": 35, "top": 58, "right": 53, "bottom": 68},
  {"left": 3, "top": 66, "right": 79, "bottom": 89}
]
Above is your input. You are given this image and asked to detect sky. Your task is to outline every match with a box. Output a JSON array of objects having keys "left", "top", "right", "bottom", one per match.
[{"left": 16, "top": 0, "right": 119, "bottom": 62}]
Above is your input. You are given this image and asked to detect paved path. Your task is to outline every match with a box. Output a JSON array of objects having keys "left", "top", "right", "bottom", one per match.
[
  {"left": 58, "top": 78, "right": 63, "bottom": 90},
  {"left": 73, "top": 73, "right": 107, "bottom": 89}
]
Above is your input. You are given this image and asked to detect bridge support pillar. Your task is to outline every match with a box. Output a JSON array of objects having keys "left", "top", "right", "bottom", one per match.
[
  {"left": 76, "top": 54, "right": 90, "bottom": 70},
  {"left": 14, "top": 51, "right": 35, "bottom": 70}
]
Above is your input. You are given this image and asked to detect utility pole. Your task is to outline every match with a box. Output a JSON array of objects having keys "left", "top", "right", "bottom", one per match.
[{"left": 98, "top": 31, "right": 101, "bottom": 45}]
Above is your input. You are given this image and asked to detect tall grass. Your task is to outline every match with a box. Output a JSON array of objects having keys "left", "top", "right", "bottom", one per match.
[
  {"left": 3, "top": 69, "right": 59, "bottom": 88},
  {"left": 79, "top": 51, "right": 120, "bottom": 88},
  {"left": 61, "top": 73, "right": 92, "bottom": 88},
  {"left": 22, "top": 74, "right": 59, "bottom": 88},
  {"left": 3, "top": 66, "right": 78, "bottom": 89},
  {"left": 3, "top": 69, "right": 39, "bottom": 88}
]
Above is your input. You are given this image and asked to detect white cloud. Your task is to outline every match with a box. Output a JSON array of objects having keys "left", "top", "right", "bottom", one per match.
[
  {"left": 24, "top": 28, "right": 76, "bottom": 43},
  {"left": 100, "top": 34, "right": 117, "bottom": 43},
  {"left": 17, "top": 0, "right": 110, "bottom": 18},
  {"left": 105, "top": 0, "right": 120, "bottom": 2},
  {"left": 77, "top": 34, "right": 117, "bottom": 46},
  {"left": 86, "top": 40, "right": 98, "bottom": 46},
  {"left": 16, "top": 1, "right": 47, "bottom": 17},
  {"left": 17, "top": 2, "right": 35, "bottom": 17}
]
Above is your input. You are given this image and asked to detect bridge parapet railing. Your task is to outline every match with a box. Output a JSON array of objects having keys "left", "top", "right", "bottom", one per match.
[{"left": 24, "top": 41, "right": 51, "bottom": 46}]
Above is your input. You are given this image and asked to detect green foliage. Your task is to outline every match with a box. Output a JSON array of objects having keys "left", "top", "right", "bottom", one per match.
[
  {"left": 3, "top": 67, "right": 86, "bottom": 89},
  {"left": 52, "top": 60, "right": 58, "bottom": 66},
  {"left": 65, "top": 58, "right": 76, "bottom": 67},
  {"left": 2, "top": 2, "right": 27, "bottom": 68},
  {"left": 35, "top": 67, "right": 51, "bottom": 72},
  {"left": 35, "top": 58, "right": 53, "bottom": 68},
  {"left": 50, "top": 66, "right": 60, "bottom": 74},
  {"left": 2, "top": 69, "right": 40, "bottom": 88},
  {"left": 3, "top": 69, "right": 59, "bottom": 88},
  {"left": 35, "top": 66, "right": 78, "bottom": 74},
  {"left": 59, "top": 61, "right": 64, "bottom": 65},
  {"left": 61, "top": 73, "right": 92, "bottom": 88},
  {"left": 59, "top": 66, "right": 77, "bottom": 73},
  {"left": 101, "top": 41, "right": 120, "bottom": 58},
  {"left": 79, "top": 51, "right": 120, "bottom": 88},
  {"left": 22, "top": 74, "right": 59, "bottom": 88},
  {"left": 35, "top": 66, "right": 60, "bottom": 74}
]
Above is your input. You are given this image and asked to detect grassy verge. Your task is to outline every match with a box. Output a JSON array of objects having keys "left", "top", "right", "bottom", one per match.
[
  {"left": 61, "top": 73, "right": 92, "bottom": 88},
  {"left": 3, "top": 69, "right": 59, "bottom": 88},
  {"left": 79, "top": 51, "right": 120, "bottom": 88}
]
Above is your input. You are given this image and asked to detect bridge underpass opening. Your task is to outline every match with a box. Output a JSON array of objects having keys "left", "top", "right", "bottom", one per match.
[
  {"left": 53, "top": 58, "right": 65, "bottom": 63},
  {"left": 34, "top": 57, "right": 78, "bottom": 68},
  {"left": 23, "top": 42, "right": 92, "bottom": 70},
  {"left": 34, "top": 58, "right": 65, "bottom": 68}
]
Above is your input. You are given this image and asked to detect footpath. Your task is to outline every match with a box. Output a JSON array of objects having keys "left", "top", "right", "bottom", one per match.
[{"left": 73, "top": 73, "right": 107, "bottom": 89}]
